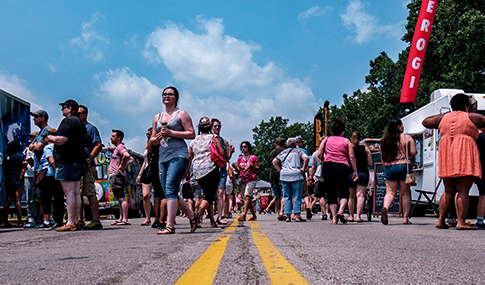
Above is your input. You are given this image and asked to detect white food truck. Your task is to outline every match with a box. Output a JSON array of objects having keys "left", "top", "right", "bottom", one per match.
[{"left": 401, "top": 89, "right": 485, "bottom": 208}]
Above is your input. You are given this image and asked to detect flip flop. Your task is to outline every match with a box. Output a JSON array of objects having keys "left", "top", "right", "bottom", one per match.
[
  {"left": 435, "top": 223, "right": 450, "bottom": 229},
  {"left": 141, "top": 221, "right": 151, "bottom": 226},
  {"left": 157, "top": 227, "right": 175, "bottom": 234},
  {"left": 456, "top": 224, "right": 478, "bottom": 230},
  {"left": 403, "top": 220, "right": 412, "bottom": 225},
  {"left": 116, "top": 221, "right": 131, "bottom": 226},
  {"left": 337, "top": 213, "right": 347, "bottom": 224},
  {"left": 111, "top": 220, "right": 122, "bottom": 226},
  {"left": 355, "top": 219, "right": 364, "bottom": 223}
]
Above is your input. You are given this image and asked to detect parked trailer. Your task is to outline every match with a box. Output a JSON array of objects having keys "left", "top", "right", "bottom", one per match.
[
  {"left": 0, "top": 89, "right": 30, "bottom": 207},
  {"left": 401, "top": 89, "right": 485, "bottom": 214}
]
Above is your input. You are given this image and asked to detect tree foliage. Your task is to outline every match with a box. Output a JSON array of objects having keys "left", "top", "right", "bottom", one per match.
[
  {"left": 329, "top": 0, "right": 485, "bottom": 138},
  {"left": 251, "top": 116, "right": 314, "bottom": 181}
]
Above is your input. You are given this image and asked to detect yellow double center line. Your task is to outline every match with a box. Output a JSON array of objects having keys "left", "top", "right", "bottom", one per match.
[{"left": 175, "top": 218, "right": 309, "bottom": 285}]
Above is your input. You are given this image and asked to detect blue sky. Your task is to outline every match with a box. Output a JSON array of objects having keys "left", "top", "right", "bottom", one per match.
[{"left": 0, "top": 0, "right": 410, "bottom": 155}]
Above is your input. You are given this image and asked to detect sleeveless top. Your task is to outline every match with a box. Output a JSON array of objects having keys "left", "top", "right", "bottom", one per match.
[
  {"left": 156, "top": 109, "right": 189, "bottom": 163},
  {"left": 353, "top": 145, "right": 369, "bottom": 174},
  {"left": 323, "top": 136, "right": 349, "bottom": 166},
  {"left": 438, "top": 111, "right": 481, "bottom": 178}
]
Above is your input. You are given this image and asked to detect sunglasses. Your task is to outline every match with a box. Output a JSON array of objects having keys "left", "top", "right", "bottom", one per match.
[
  {"left": 162, "top": 93, "right": 176, "bottom": 97},
  {"left": 212, "top": 125, "right": 221, "bottom": 128}
]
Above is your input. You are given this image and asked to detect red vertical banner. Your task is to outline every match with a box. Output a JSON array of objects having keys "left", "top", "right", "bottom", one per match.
[{"left": 400, "top": 0, "right": 438, "bottom": 103}]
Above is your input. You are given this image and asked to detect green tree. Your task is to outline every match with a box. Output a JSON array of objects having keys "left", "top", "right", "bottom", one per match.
[
  {"left": 252, "top": 116, "right": 314, "bottom": 181},
  {"left": 330, "top": 0, "right": 485, "bottom": 137}
]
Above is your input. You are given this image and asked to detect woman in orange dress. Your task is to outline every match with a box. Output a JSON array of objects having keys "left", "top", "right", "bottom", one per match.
[{"left": 423, "top": 94, "right": 485, "bottom": 230}]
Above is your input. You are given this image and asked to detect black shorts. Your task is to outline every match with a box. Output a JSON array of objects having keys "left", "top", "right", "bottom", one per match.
[
  {"left": 151, "top": 166, "right": 165, "bottom": 199},
  {"left": 322, "top": 162, "right": 350, "bottom": 205},
  {"left": 109, "top": 174, "right": 127, "bottom": 199},
  {"left": 314, "top": 181, "right": 327, "bottom": 200},
  {"left": 197, "top": 168, "right": 219, "bottom": 204}
]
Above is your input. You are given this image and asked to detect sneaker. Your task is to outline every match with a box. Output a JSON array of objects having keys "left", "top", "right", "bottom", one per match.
[
  {"left": 55, "top": 224, "right": 77, "bottom": 232},
  {"left": 476, "top": 223, "right": 485, "bottom": 230},
  {"left": 23, "top": 222, "right": 36, "bottom": 228},
  {"left": 321, "top": 214, "right": 328, "bottom": 220},
  {"left": 36, "top": 222, "right": 55, "bottom": 231},
  {"left": 84, "top": 220, "right": 103, "bottom": 230}
]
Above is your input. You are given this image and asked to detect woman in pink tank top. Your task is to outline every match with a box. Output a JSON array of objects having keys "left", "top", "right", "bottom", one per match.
[{"left": 316, "top": 118, "right": 358, "bottom": 225}]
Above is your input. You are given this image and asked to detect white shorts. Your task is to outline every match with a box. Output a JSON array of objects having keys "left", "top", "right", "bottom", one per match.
[
  {"left": 240, "top": 181, "right": 257, "bottom": 197},
  {"left": 225, "top": 179, "right": 234, "bottom": 195}
]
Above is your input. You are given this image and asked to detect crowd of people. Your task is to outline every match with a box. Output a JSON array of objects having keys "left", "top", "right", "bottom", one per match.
[{"left": 2, "top": 89, "right": 485, "bottom": 232}]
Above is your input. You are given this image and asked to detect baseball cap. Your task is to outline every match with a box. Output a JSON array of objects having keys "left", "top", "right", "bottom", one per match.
[
  {"left": 295, "top": 136, "right": 306, "bottom": 143},
  {"left": 59, "top": 99, "right": 79, "bottom": 110},
  {"left": 30, "top": 110, "right": 49, "bottom": 120}
]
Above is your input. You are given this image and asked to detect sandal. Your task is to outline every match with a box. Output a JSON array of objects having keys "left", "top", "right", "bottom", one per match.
[
  {"left": 285, "top": 217, "right": 291, "bottom": 222},
  {"left": 111, "top": 220, "right": 122, "bottom": 226},
  {"left": 227, "top": 213, "right": 232, "bottom": 218},
  {"left": 116, "top": 221, "right": 131, "bottom": 226},
  {"left": 336, "top": 213, "right": 347, "bottom": 224},
  {"left": 190, "top": 214, "right": 198, "bottom": 233},
  {"left": 141, "top": 221, "right": 151, "bottom": 226},
  {"left": 355, "top": 219, "right": 364, "bottom": 223},
  {"left": 217, "top": 219, "right": 228, "bottom": 225},
  {"left": 346, "top": 217, "right": 354, "bottom": 222},
  {"left": 457, "top": 224, "right": 478, "bottom": 230},
  {"left": 249, "top": 216, "right": 257, "bottom": 221},
  {"left": 157, "top": 227, "right": 175, "bottom": 234},
  {"left": 294, "top": 216, "right": 306, "bottom": 222},
  {"left": 403, "top": 220, "right": 412, "bottom": 225}
]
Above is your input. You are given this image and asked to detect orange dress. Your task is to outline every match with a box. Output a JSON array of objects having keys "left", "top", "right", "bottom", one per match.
[{"left": 438, "top": 111, "right": 481, "bottom": 178}]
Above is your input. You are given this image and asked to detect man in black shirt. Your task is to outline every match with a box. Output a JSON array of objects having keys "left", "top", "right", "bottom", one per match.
[{"left": 46, "top": 99, "right": 86, "bottom": 231}]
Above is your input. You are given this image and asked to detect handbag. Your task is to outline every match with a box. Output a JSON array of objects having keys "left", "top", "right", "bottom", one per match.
[
  {"left": 314, "top": 138, "right": 328, "bottom": 182},
  {"left": 140, "top": 165, "right": 152, "bottom": 184},
  {"left": 34, "top": 168, "right": 48, "bottom": 188},
  {"left": 405, "top": 141, "right": 417, "bottom": 186},
  {"left": 210, "top": 135, "right": 226, "bottom": 167}
]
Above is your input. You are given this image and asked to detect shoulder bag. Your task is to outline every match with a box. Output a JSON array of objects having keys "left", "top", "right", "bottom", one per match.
[
  {"left": 211, "top": 135, "right": 226, "bottom": 167},
  {"left": 314, "top": 138, "right": 328, "bottom": 182},
  {"left": 405, "top": 140, "right": 417, "bottom": 186}
]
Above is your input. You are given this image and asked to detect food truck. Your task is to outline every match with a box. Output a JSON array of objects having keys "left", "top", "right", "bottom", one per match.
[
  {"left": 0, "top": 89, "right": 31, "bottom": 208},
  {"left": 401, "top": 89, "right": 485, "bottom": 208}
]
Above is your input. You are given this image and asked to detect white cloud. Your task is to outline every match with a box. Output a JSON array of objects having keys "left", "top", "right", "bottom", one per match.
[
  {"left": 45, "top": 63, "right": 56, "bottom": 73},
  {"left": 69, "top": 12, "right": 109, "bottom": 61},
  {"left": 298, "top": 6, "right": 327, "bottom": 21},
  {"left": 124, "top": 33, "right": 138, "bottom": 49},
  {"left": 94, "top": 67, "right": 163, "bottom": 117},
  {"left": 143, "top": 16, "right": 282, "bottom": 94},
  {"left": 96, "top": 17, "right": 319, "bottom": 156},
  {"left": 341, "top": 0, "right": 403, "bottom": 44}
]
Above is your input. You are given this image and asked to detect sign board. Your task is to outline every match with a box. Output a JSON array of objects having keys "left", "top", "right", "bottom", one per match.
[{"left": 373, "top": 163, "right": 400, "bottom": 214}]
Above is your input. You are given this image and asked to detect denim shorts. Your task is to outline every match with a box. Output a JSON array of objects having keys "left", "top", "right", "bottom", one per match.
[
  {"left": 384, "top": 163, "right": 408, "bottom": 181},
  {"left": 217, "top": 175, "right": 227, "bottom": 189},
  {"left": 349, "top": 172, "right": 370, "bottom": 188},
  {"left": 271, "top": 180, "right": 283, "bottom": 198},
  {"left": 55, "top": 162, "right": 86, "bottom": 181},
  {"left": 159, "top": 158, "right": 189, "bottom": 200}
]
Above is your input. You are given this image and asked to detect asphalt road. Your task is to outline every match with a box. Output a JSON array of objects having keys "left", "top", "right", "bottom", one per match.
[{"left": 1, "top": 213, "right": 484, "bottom": 285}]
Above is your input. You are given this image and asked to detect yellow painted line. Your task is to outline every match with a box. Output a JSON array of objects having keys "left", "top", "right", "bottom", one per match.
[
  {"left": 250, "top": 221, "right": 310, "bottom": 285},
  {"left": 175, "top": 219, "right": 239, "bottom": 285}
]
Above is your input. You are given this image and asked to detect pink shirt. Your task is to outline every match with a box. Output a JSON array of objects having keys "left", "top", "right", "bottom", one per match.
[
  {"left": 322, "top": 136, "right": 349, "bottom": 167},
  {"left": 237, "top": 154, "right": 258, "bottom": 184},
  {"left": 109, "top": 143, "right": 128, "bottom": 176}
]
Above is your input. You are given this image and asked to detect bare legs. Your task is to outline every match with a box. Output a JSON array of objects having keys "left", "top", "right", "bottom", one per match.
[
  {"left": 438, "top": 177, "right": 475, "bottom": 229},
  {"left": 2, "top": 187, "right": 24, "bottom": 226},
  {"left": 216, "top": 188, "right": 226, "bottom": 222},
  {"left": 164, "top": 198, "right": 194, "bottom": 230},
  {"left": 349, "top": 186, "right": 367, "bottom": 221},
  {"left": 142, "top": 183, "right": 152, "bottom": 224},
  {"left": 61, "top": 181, "right": 81, "bottom": 226},
  {"left": 383, "top": 180, "right": 411, "bottom": 224},
  {"left": 241, "top": 195, "right": 256, "bottom": 219},
  {"left": 330, "top": 198, "right": 348, "bottom": 223}
]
